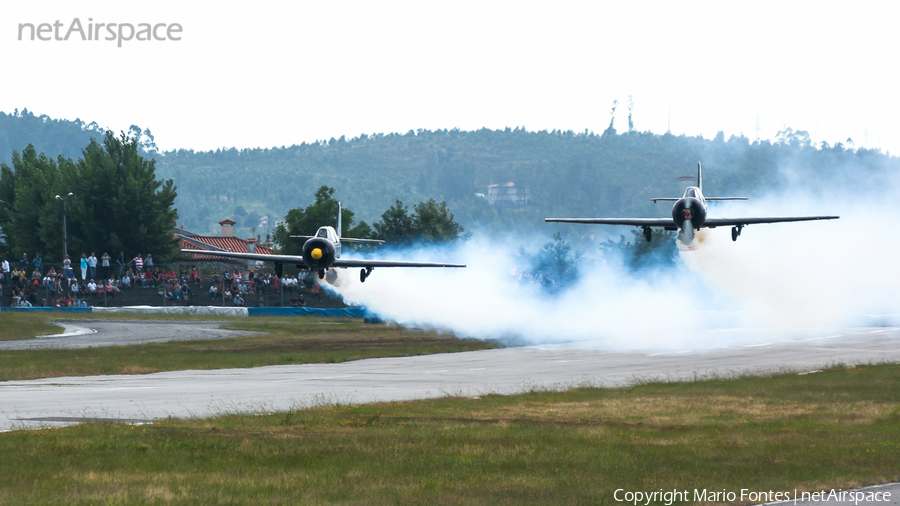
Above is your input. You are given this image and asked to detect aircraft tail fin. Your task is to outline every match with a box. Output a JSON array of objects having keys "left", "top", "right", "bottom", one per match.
[
  {"left": 337, "top": 202, "right": 342, "bottom": 239},
  {"left": 697, "top": 162, "right": 702, "bottom": 192}
]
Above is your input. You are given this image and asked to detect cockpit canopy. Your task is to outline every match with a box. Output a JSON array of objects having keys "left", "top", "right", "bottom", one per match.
[
  {"left": 315, "top": 227, "right": 338, "bottom": 242},
  {"left": 682, "top": 187, "right": 701, "bottom": 199}
]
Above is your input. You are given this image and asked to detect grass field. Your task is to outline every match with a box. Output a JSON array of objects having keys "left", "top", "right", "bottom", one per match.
[
  {"left": 0, "top": 313, "right": 499, "bottom": 381},
  {"left": 0, "top": 312, "right": 66, "bottom": 341},
  {"left": 1, "top": 364, "right": 898, "bottom": 504}
]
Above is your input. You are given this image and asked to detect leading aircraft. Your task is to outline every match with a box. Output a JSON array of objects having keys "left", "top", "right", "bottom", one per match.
[
  {"left": 545, "top": 163, "right": 839, "bottom": 244},
  {"left": 182, "top": 203, "right": 464, "bottom": 282}
]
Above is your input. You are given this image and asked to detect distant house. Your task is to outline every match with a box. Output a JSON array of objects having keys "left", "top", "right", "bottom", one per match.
[
  {"left": 176, "top": 219, "right": 273, "bottom": 265},
  {"left": 486, "top": 182, "right": 529, "bottom": 207}
]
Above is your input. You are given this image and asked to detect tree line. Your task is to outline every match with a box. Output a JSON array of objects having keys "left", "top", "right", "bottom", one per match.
[{"left": 273, "top": 186, "right": 466, "bottom": 255}]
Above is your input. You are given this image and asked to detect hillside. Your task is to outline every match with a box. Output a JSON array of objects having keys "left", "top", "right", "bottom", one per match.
[{"left": 2, "top": 111, "right": 895, "bottom": 240}]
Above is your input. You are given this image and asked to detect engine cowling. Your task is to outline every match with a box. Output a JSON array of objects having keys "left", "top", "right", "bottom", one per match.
[
  {"left": 672, "top": 197, "right": 706, "bottom": 230},
  {"left": 302, "top": 238, "right": 336, "bottom": 270}
]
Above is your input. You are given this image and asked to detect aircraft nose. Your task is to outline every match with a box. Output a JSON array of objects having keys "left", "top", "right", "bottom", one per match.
[{"left": 311, "top": 248, "right": 323, "bottom": 260}]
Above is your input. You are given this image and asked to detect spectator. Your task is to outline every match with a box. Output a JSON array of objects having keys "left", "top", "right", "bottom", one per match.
[
  {"left": 33, "top": 253, "right": 42, "bottom": 275},
  {"left": 65, "top": 267, "right": 75, "bottom": 286},
  {"left": 78, "top": 297, "right": 88, "bottom": 308},
  {"left": 190, "top": 267, "right": 200, "bottom": 285},
  {"left": 80, "top": 253, "right": 88, "bottom": 280},
  {"left": 131, "top": 253, "right": 143, "bottom": 274},
  {"left": 19, "top": 252, "right": 28, "bottom": 273},
  {"left": 298, "top": 293, "right": 307, "bottom": 307},
  {"left": 88, "top": 252, "right": 98, "bottom": 279},
  {"left": 101, "top": 252, "right": 111, "bottom": 279},
  {"left": 122, "top": 273, "right": 132, "bottom": 290},
  {"left": 106, "top": 280, "right": 118, "bottom": 298},
  {"left": 1, "top": 257, "right": 9, "bottom": 285},
  {"left": 208, "top": 284, "right": 218, "bottom": 299},
  {"left": 87, "top": 279, "right": 98, "bottom": 297},
  {"left": 63, "top": 254, "right": 71, "bottom": 274},
  {"left": 145, "top": 253, "right": 153, "bottom": 270},
  {"left": 234, "top": 293, "right": 244, "bottom": 306},
  {"left": 32, "top": 268, "right": 42, "bottom": 282},
  {"left": 117, "top": 251, "right": 125, "bottom": 277}
]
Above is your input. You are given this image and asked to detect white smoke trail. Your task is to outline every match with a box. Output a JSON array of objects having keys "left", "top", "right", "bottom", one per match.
[{"left": 328, "top": 168, "right": 900, "bottom": 352}]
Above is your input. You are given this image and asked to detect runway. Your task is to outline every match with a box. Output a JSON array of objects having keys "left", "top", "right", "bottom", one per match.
[
  {"left": 0, "top": 320, "right": 261, "bottom": 350},
  {"left": 1, "top": 325, "right": 899, "bottom": 432}
]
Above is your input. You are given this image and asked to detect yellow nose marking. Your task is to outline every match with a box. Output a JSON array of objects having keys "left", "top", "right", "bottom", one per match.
[{"left": 311, "top": 248, "right": 323, "bottom": 260}]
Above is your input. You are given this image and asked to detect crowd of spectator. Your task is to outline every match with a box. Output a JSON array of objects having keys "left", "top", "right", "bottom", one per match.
[
  {"left": 205, "top": 267, "right": 321, "bottom": 307},
  {"left": 1, "top": 251, "right": 172, "bottom": 307},
  {"left": 2, "top": 252, "right": 327, "bottom": 308}
]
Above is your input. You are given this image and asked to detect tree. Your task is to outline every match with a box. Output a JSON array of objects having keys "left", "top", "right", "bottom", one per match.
[
  {"left": 372, "top": 200, "right": 413, "bottom": 244},
  {"left": 273, "top": 186, "right": 371, "bottom": 254},
  {"left": 411, "top": 199, "right": 466, "bottom": 243},
  {"left": 371, "top": 198, "right": 465, "bottom": 246},
  {"left": 532, "top": 232, "right": 581, "bottom": 290},
  {"left": 601, "top": 229, "right": 677, "bottom": 271},
  {"left": 0, "top": 131, "right": 178, "bottom": 263}
]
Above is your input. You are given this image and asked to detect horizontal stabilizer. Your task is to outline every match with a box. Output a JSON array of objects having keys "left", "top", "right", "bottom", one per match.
[{"left": 290, "top": 235, "right": 385, "bottom": 244}]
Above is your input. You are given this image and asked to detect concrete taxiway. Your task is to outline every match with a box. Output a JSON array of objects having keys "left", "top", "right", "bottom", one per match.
[{"left": 1, "top": 324, "right": 899, "bottom": 431}]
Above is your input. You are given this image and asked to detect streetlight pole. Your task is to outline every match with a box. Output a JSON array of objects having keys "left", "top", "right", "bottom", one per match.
[{"left": 55, "top": 192, "right": 73, "bottom": 265}]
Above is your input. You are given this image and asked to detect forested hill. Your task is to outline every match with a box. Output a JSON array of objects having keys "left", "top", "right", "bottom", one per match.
[
  {"left": 150, "top": 127, "right": 899, "bottom": 238},
  {"left": 2, "top": 111, "right": 896, "bottom": 239},
  {"left": 0, "top": 110, "right": 102, "bottom": 165}
]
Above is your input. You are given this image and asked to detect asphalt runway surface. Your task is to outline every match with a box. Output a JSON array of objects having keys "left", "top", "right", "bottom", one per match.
[
  {"left": 1, "top": 322, "right": 899, "bottom": 432},
  {"left": 3, "top": 321, "right": 899, "bottom": 504}
]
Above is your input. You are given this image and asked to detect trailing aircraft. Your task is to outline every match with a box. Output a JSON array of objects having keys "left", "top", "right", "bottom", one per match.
[
  {"left": 181, "top": 203, "right": 464, "bottom": 282},
  {"left": 545, "top": 163, "right": 839, "bottom": 244}
]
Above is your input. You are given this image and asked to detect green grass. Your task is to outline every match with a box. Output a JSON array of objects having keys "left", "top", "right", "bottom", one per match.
[
  {"left": 1, "top": 364, "right": 898, "bottom": 504},
  {"left": 0, "top": 314, "right": 499, "bottom": 381},
  {"left": 0, "top": 312, "right": 65, "bottom": 341}
]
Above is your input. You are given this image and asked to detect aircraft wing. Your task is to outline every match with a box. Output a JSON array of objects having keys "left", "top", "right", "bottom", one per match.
[
  {"left": 181, "top": 250, "right": 307, "bottom": 264},
  {"left": 545, "top": 218, "right": 676, "bottom": 227},
  {"left": 332, "top": 259, "right": 465, "bottom": 268},
  {"left": 181, "top": 249, "right": 464, "bottom": 268},
  {"left": 703, "top": 216, "right": 839, "bottom": 228}
]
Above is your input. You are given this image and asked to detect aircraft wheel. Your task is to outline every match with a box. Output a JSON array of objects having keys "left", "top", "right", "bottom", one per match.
[
  {"left": 318, "top": 270, "right": 325, "bottom": 279},
  {"left": 360, "top": 269, "right": 367, "bottom": 283},
  {"left": 643, "top": 227, "right": 652, "bottom": 242},
  {"left": 731, "top": 227, "right": 738, "bottom": 241}
]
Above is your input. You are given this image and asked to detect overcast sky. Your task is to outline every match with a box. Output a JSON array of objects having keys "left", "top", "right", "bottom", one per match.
[{"left": 2, "top": 1, "right": 897, "bottom": 154}]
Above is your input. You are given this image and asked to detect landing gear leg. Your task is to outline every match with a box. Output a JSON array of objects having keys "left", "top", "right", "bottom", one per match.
[
  {"left": 317, "top": 270, "right": 325, "bottom": 279},
  {"left": 643, "top": 227, "right": 652, "bottom": 243},
  {"left": 360, "top": 267, "right": 373, "bottom": 283},
  {"left": 731, "top": 226, "right": 743, "bottom": 242}
]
